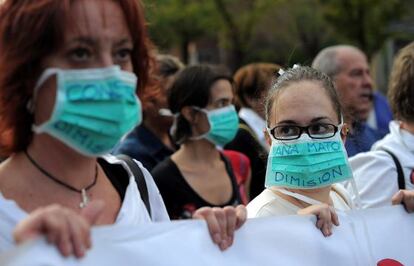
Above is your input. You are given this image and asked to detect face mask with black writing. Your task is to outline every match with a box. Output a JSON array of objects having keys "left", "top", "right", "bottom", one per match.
[{"left": 264, "top": 128, "right": 353, "bottom": 189}]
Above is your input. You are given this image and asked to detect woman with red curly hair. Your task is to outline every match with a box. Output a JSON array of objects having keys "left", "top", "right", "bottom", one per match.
[{"left": 0, "top": 0, "right": 246, "bottom": 258}]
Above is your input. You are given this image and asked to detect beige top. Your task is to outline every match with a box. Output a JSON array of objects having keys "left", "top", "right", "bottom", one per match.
[{"left": 247, "top": 184, "right": 352, "bottom": 218}]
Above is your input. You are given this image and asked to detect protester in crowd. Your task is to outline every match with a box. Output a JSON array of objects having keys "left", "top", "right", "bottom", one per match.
[
  {"left": 312, "top": 45, "right": 389, "bottom": 157},
  {"left": 225, "top": 63, "right": 280, "bottom": 199},
  {"left": 349, "top": 42, "right": 414, "bottom": 209},
  {"left": 247, "top": 66, "right": 414, "bottom": 237},
  {"left": 152, "top": 65, "right": 251, "bottom": 219},
  {"left": 0, "top": 0, "right": 246, "bottom": 257},
  {"left": 113, "top": 54, "right": 184, "bottom": 171}
]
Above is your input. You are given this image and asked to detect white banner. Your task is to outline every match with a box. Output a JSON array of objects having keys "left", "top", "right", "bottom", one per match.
[{"left": 1, "top": 206, "right": 413, "bottom": 266}]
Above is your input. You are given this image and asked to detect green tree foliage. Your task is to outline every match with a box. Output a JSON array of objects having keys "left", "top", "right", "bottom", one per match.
[
  {"left": 144, "top": 0, "right": 413, "bottom": 69},
  {"left": 144, "top": 0, "right": 217, "bottom": 63},
  {"left": 211, "top": 0, "right": 278, "bottom": 69},
  {"left": 319, "top": 0, "right": 406, "bottom": 57}
]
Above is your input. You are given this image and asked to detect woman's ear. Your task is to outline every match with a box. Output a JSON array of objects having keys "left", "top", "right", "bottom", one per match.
[
  {"left": 264, "top": 128, "right": 272, "bottom": 146},
  {"left": 340, "top": 123, "right": 349, "bottom": 143},
  {"left": 181, "top": 106, "right": 195, "bottom": 124}
]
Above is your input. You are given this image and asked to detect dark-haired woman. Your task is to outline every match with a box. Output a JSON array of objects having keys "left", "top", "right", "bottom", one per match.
[{"left": 152, "top": 65, "right": 250, "bottom": 221}]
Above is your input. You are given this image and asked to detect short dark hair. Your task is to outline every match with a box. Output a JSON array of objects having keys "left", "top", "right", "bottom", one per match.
[
  {"left": 388, "top": 42, "right": 414, "bottom": 123},
  {"left": 265, "top": 66, "right": 342, "bottom": 125},
  {"left": 168, "top": 64, "right": 232, "bottom": 144}
]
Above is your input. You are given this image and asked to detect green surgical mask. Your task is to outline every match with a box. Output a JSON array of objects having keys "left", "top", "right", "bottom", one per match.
[
  {"left": 265, "top": 127, "right": 353, "bottom": 189},
  {"left": 32, "top": 66, "right": 141, "bottom": 156},
  {"left": 192, "top": 105, "right": 239, "bottom": 146}
]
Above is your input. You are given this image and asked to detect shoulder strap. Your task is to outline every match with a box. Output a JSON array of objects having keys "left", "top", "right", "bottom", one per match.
[
  {"left": 116, "top": 154, "right": 152, "bottom": 218},
  {"left": 381, "top": 149, "right": 406, "bottom": 190},
  {"left": 220, "top": 152, "right": 247, "bottom": 204}
]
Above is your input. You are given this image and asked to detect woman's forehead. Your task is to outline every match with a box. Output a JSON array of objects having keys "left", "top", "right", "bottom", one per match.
[
  {"left": 209, "top": 80, "right": 233, "bottom": 100},
  {"left": 63, "top": 0, "right": 131, "bottom": 42},
  {"left": 271, "top": 80, "right": 337, "bottom": 124}
]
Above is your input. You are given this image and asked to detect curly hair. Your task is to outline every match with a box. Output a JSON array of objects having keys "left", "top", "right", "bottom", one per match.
[
  {"left": 388, "top": 42, "right": 414, "bottom": 123},
  {"left": 0, "top": 0, "right": 154, "bottom": 156}
]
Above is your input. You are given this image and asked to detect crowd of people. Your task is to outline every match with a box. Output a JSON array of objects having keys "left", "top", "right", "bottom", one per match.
[{"left": 0, "top": 0, "right": 413, "bottom": 261}]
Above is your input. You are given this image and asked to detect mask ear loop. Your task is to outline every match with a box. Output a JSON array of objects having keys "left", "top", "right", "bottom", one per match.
[
  {"left": 27, "top": 68, "right": 60, "bottom": 114},
  {"left": 159, "top": 108, "right": 181, "bottom": 143},
  {"left": 187, "top": 106, "right": 210, "bottom": 141}
]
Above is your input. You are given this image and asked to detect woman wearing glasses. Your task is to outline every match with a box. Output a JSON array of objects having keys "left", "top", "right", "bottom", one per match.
[
  {"left": 247, "top": 66, "right": 414, "bottom": 237},
  {"left": 247, "top": 66, "right": 354, "bottom": 237}
]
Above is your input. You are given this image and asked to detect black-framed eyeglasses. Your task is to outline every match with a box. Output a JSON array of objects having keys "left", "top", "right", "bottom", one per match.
[{"left": 269, "top": 123, "right": 340, "bottom": 140}]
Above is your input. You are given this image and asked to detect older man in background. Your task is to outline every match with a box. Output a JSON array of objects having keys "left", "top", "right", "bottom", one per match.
[{"left": 312, "top": 45, "right": 392, "bottom": 157}]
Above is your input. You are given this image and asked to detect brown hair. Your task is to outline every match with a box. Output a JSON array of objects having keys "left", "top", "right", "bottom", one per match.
[
  {"left": 233, "top": 63, "right": 281, "bottom": 108},
  {"left": 388, "top": 42, "right": 414, "bottom": 123},
  {"left": 0, "top": 0, "right": 153, "bottom": 156},
  {"left": 265, "top": 66, "right": 342, "bottom": 125}
]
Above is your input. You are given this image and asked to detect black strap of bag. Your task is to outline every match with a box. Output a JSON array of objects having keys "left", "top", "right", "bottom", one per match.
[
  {"left": 116, "top": 154, "right": 152, "bottom": 218},
  {"left": 381, "top": 149, "right": 406, "bottom": 190}
]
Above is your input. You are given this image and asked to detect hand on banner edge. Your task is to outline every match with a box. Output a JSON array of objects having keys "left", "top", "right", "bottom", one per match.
[
  {"left": 192, "top": 205, "right": 247, "bottom": 251},
  {"left": 297, "top": 204, "right": 339, "bottom": 237},
  {"left": 392, "top": 189, "right": 414, "bottom": 213},
  {"left": 13, "top": 200, "right": 105, "bottom": 258}
]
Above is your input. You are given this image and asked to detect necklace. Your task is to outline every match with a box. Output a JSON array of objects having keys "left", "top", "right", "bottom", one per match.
[{"left": 24, "top": 150, "right": 98, "bottom": 208}]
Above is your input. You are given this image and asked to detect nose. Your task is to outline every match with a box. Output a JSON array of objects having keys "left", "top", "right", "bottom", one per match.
[{"left": 97, "top": 53, "right": 115, "bottom": 68}]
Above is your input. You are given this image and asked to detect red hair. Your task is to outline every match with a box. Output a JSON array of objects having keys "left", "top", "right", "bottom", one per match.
[{"left": 0, "top": 0, "right": 154, "bottom": 156}]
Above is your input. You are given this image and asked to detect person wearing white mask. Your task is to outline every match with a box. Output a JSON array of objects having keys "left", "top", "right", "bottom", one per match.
[
  {"left": 247, "top": 66, "right": 414, "bottom": 237},
  {"left": 349, "top": 42, "right": 414, "bottom": 209}
]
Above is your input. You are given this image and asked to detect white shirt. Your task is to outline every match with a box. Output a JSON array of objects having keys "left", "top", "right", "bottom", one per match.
[
  {"left": 238, "top": 107, "right": 268, "bottom": 149},
  {"left": 0, "top": 155, "right": 170, "bottom": 253},
  {"left": 348, "top": 121, "right": 414, "bottom": 209},
  {"left": 247, "top": 184, "right": 352, "bottom": 218}
]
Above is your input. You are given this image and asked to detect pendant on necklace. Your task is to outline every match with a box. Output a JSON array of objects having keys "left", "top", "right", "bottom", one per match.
[{"left": 79, "top": 189, "right": 89, "bottom": 209}]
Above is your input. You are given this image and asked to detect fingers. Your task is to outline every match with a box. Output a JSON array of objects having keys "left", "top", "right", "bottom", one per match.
[
  {"left": 56, "top": 214, "right": 72, "bottom": 257},
  {"left": 224, "top": 207, "right": 236, "bottom": 247},
  {"left": 13, "top": 203, "right": 97, "bottom": 258},
  {"left": 67, "top": 212, "right": 91, "bottom": 258},
  {"left": 193, "top": 207, "right": 222, "bottom": 246},
  {"left": 331, "top": 207, "right": 340, "bottom": 226},
  {"left": 392, "top": 190, "right": 414, "bottom": 213},
  {"left": 391, "top": 190, "right": 404, "bottom": 205},
  {"left": 297, "top": 204, "right": 339, "bottom": 237},
  {"left": 317, "top": 206, "right": 332, "bottom": 237},
  {"left": 193, "top": 205, "right": 246, "bottom": 251},
  {"left": 234, "top": 205, "right": 247, "bottom": 230}
]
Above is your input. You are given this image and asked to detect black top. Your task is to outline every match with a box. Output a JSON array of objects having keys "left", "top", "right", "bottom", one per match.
[
  {"left": 98, "top": 157, "right": 130, "bottom": 200},
  {"left": 225, "top": 119, "right": 268, "bottom": 199},
  {"left": 151, "top": 154, "right": 242, "bottom": 219}
]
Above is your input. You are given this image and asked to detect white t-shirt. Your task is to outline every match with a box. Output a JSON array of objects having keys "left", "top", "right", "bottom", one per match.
[
  {"left": 0, "top": 155, "right": 170, "bottom": 253},
  {"left": 247, "top": 184, "right": 352, "bottom": 218},
  {"left": 348, "top": 121, "right": 414, "bottom": 208}
]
